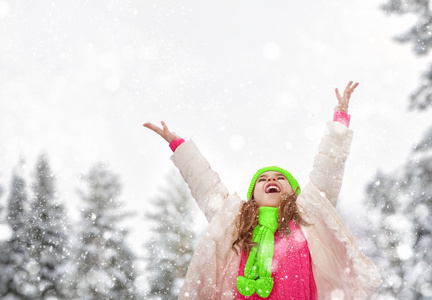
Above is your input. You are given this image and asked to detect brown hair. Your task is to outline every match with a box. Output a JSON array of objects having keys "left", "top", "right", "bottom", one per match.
[{"left": 231, "top": 188, "right": 308, "bottom": 255}]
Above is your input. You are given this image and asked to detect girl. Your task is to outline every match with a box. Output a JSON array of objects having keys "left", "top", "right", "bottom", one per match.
[{"left": 144, "top": 81, "right": 382, "bottom": 299}]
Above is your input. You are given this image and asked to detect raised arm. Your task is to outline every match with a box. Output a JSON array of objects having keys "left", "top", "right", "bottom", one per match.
[
  {"left": 143, "top": 121, "right": 229, "bottom": 222},
  {"left": 308, "top": 81, "right": 358, "bottom": 206}
]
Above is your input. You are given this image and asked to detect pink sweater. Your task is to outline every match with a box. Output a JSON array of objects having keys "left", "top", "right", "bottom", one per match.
[{"left": 237, "top": 220, "right": 317, "bottom": 299}]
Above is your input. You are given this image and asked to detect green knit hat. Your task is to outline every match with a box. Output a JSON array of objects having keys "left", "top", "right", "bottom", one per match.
[{"left": 247, "top": 166, "right": 301, "bottom": 200}]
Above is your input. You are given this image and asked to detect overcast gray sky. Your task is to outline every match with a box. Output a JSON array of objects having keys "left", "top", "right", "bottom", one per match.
[{"left": 0, "top": 0, "right": 430, "bottom": 275}]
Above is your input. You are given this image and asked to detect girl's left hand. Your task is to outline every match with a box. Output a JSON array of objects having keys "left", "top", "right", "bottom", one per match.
[{"left": 334, "top": 81, "right": 359, "bottom": 113}]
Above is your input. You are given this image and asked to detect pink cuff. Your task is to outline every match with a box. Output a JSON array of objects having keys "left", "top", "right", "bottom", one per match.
[
  {"left": 169, "top": 138, "right": 185, "bottom": 152},
  {"left": 333, "top": 111, "right": 351, "bottom": 128}
]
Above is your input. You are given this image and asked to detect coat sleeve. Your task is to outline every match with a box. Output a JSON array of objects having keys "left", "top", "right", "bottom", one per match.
[
  {"left": 299, "top": 122, "right": 382, "bottom": 298},
  {"left": 308, "top": 121, "right": 354, "bottom": 207},
  {"left": 171, "top": 140, "right": 230, "bottom": 222}
]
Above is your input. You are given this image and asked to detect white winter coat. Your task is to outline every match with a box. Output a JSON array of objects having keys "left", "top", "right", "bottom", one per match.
[{"left": 171, "top": 121, "right": 382, "bottom": 300}]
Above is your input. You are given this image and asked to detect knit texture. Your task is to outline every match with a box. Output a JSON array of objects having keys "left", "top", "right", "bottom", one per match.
[
  {"left": 333, "top": 111, "right": 351, "bottom": 128},
  {"left": 169, "top": 138, "right": 185, "bottom": 152},
  {"left": 247, "top": 166, "right": 301, "bottom": 200},
  {"left": 237, "top": 207, "right": 278, "bottom": 298},
  {"left": 237, "top": 220, "right": 317, "bottom": 299}
]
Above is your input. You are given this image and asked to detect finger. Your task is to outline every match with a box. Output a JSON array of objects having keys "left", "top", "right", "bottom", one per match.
[
  {"left": 344, "top": 82, "right": 359, "bottom": 100},
  {"left": 335, "top": 88, "right": 342, "bottom": 101},
  {"left": 143, "top": 122, "right": 155, "bottom": 129},
  {"left": 143, "top": 122, "right": 161, "bottom": 133},
  {"left": 161, "top": 121, "right": 170, "bottom": 135},
  {"left": 345, "top": 81, "right": 353, "bottom": 92},
  {"left": 143, "top": 122, "right": 164, "bottom": 136},
  {"left": 350, "top": 82, "right": 359, "bottom": 93}
]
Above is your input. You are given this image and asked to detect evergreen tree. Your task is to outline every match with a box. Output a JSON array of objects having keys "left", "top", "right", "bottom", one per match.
[
  {"left": 381, "top": 0, "right": 432, "bottom": 110},
  {"left": 401, "top": 129, "right": 432, "bottom": 298},
  {"left": 365, "top": 128, "right": 432, "bottom": 299},
  {"left": 0, "top": 166, "right": 33, "bottom": 299},
  {"left": 74, "top": 163, "right": 139, "bottom": 300},
  {"left": 28, "top": 154, "right": 70, "bottom": 299},
  {"left": 145, "top": 172, "right": 197, "bottom": 300},
  {"left": 365, "top": 172, "right": 409, "bottom": 298},
  {"left": 366, "top": 3, "right": 432, "bottom": 297}
]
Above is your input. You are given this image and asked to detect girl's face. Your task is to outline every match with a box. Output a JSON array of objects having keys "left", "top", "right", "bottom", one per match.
[{"left": 252, "top": 171, "right": 294, "bottom": 207}]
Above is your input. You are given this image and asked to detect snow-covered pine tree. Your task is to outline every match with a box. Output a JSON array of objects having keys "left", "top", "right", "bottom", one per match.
[
  {"left": 365, "top": 172, "right": 409, "bottom": 298},
  {"left": 401, "top": 128, "right": 432, "bottom": 298},
  {"left": 365, "top": 127, "right": 432, "bottom": 299},
  {"left": 381, "top": 0, "right": 432, "bottom": 111},
  {"left": 0, "top": 165, "right": 34, "bottom": 299},
  {"left": 378, "top": 2, "right": 432, "bottom": 297},
  {"left": 28, "top": 154, "right": 70, "bottom": 299},
  {"left": 145, "top": 172, "right": 198, "bottom": 300},
  {"left": 74, "top": 163, "right": 139, "bottom": 300}
]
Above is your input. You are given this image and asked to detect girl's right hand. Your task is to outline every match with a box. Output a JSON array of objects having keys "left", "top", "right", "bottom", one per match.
[
  {"left": 143, "top": 121, "right": 181, "bottom": 143},
  {"left": 334, "top": 81, "right": 359, "bottom": 113}
]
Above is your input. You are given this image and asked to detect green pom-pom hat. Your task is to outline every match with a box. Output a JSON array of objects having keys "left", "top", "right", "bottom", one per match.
[{"left": 247, "top": 166, "right": 301, "bottom": 201}]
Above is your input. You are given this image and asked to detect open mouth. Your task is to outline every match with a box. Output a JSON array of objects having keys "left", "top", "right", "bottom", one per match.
[{"left": 265, "top": 183, "right": 281, "bottom": 194}]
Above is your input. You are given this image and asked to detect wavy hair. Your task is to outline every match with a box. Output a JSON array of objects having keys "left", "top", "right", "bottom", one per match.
[{"left": 231, "top": 188, "right": 309, "bottom": 255}]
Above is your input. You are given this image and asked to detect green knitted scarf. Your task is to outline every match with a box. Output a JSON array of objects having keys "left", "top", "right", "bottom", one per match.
[{"left": 237, "top": 206, "right": 278, "bottom": 298}]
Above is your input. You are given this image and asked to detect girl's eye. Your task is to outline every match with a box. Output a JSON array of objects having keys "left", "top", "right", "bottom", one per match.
[
  {"left": 258, "top": 178, "right": 266, "bottom": 182},
  {"left": 278, "top": 177, "right": 285, "bottom": 180}
]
